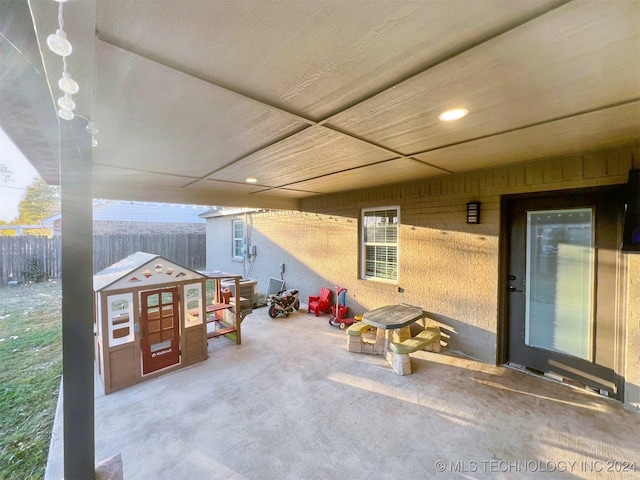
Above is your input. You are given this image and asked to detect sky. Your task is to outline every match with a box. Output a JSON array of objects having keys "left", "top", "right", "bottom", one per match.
[{"left": 0, "top": 128, "right": 39, "bottom": 222}]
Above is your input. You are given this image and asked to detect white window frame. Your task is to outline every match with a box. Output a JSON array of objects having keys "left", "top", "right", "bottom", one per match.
[
  {"left": 106, "top": 293, "right": 134, "bottom": 347},
  {"left": 361, "top": 206, "right": 399, "bottom": 283},
  {"left": 183, "top": 282, "right": 203, "bottom": 328},
  {"left": 232, "top": 219, "right": 245, "bottom": 260}
]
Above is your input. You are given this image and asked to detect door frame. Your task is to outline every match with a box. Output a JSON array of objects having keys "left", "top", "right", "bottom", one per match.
[{"left": 497, "top": 185, "right": 627, "bottom": 400}]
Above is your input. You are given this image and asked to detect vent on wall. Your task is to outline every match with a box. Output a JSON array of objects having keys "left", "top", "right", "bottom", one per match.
[{"left": 622, "top": 169, "right": 640, "bottom": 254}]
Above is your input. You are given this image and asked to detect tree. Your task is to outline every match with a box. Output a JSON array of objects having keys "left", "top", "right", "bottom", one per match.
[{"left": 15, "top": 177, "right": 60, "bottom": 235}]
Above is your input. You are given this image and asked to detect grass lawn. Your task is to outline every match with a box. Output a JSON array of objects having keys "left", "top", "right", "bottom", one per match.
[{"left": 0, "top": 281, "right": 62, "bottom": 480}]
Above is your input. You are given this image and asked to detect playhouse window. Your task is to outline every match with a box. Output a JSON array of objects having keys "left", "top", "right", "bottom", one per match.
[
  {"left": 184, "top": 283, "right": 203, "bottom": 327},
  {"left": 107, "top": 293, "right": 134, "bottom": 346}
]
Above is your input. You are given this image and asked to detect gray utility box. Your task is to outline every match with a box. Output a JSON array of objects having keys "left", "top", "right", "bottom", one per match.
[{"left": 221, "top": 278, "right": 258, "bottom": 307}]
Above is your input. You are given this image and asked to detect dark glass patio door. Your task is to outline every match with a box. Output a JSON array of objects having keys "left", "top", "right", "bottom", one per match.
[{"left": 506, "top": 190, "right": 622, "bottom": 398}]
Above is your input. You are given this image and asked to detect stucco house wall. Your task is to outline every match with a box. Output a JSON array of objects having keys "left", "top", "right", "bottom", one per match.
[
  {"left": 626, "top": 255, "right": 640, "bottom": 411},
  {"left": 205, "top": 144, "right": 640, "bottom": 410}
]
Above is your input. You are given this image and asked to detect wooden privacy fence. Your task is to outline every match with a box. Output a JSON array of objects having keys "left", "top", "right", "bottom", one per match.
[
  {"left": 0, "top": 234, "right": 206, "bottom": 285},
  {"left": 0, "top": 236, "right": 61, "bottom": 284},
  {"left": 92, "top": 234, "right": 206, "bottom": 272}
]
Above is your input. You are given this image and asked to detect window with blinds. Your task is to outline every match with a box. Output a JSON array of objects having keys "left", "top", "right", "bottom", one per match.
[{"left": 361, "top": 207, "right": 399, "bottom": 281}]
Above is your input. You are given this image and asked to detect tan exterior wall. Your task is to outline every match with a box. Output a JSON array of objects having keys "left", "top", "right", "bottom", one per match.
[
  {"left": 205, "top": 144, "right": 640, "bottom": 409},
  {"left": 626, "top": 254, "right": 640, "bottom": 411}
]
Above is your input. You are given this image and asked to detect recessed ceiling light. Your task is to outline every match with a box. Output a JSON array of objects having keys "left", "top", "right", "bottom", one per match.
[
  {"left": 439, "top": 108, "right": 469, "bottom": 121},
  {"left": 245, "top": 177, "right": 258, "bottom": 183}
]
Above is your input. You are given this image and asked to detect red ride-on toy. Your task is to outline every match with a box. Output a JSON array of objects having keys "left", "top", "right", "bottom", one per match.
[{"left": 328, "top": 287, "right": 357, "bottom": 330}]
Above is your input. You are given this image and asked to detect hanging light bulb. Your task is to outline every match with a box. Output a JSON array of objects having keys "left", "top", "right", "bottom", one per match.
[
  {"left": 58, "top": 72, "right": 79, "bottom": 94},
  {"left": 57, "top": 93, "right": 75, "bottom": 111},
  {"left": 86, "top": 121, "right": 98, "bottom": 135},
  {"left": 47, "top": 29, "right": 73, "bottom": 57},
  {"left": 58, "top": 108, "right": 74, "bottom": 120},
  {"left": 86, "top": 122, "right": 98, "bottom": 147},
  {"left": 49, "top": 0, "right": 80, "bottom": 123}
]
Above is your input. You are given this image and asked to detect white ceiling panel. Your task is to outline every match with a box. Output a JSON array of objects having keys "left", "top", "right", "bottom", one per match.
[
  {"left": 92, "top": 41, "right": 307, "bottom": 177},
  {"left": 251, "top": 188, "right": 318, "bottom": 199},
  {"left": 186, "top": 178, "right": 285, "bottom": 195},
  {"left": 209, "top": 126, "right": 394, "bottom": 186},
  {"left": 414, "top": 103, "right": 640, "bottom": 172},
  {"left": 94, "top": 179, "right": 300, "bottom": 210},
  {"left": 5, "top": 0, "right": 640, "bottom": 209},
  {"left": 91, "top": 165, "right": 197, "bottom": 189},
  {"left": 328, "top": 1, "right": 640, "bottom": 156},
  {"left": 285, "top": 158, "right": 445, "bottom": 194},
  {"left": 95, "top": 0, "right": 559, "bottom": 120}
]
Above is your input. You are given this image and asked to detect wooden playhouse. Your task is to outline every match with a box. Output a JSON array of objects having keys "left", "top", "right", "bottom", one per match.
[{"left": 93, "top": 252, "right": 212, "bottom": 394}]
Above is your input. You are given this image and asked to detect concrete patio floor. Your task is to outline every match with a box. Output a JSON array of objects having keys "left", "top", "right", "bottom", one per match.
[{"left": 46, "top": 306, "right": 640, "bottom": 479}]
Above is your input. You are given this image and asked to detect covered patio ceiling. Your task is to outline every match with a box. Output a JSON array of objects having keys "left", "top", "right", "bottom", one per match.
[{"left": 3, "top": 0, "right": 640, "bottom": 210}]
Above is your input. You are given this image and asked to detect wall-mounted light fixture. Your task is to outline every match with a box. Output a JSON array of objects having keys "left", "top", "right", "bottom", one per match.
[{"left": 466, "top": 201, "right": 481, "bottom": 224}]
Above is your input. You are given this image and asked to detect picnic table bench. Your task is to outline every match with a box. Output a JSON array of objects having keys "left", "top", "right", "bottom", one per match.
[
  {"left": 388, "top": 326, "right": 441, "bottom": 375},
  {"left": 346, "top": 304, "right": 443, "bottom": 375}
]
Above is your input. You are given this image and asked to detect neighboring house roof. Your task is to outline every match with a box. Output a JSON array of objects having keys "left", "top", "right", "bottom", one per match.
[
  {"left": 93, "top": 251, "right": 205, "bottom": 292},
  {"left": 0, "top": 225, "right": 51, "bottom": 231},
  {"left": 199, "top": 207, "right": 264, "bottom": 219},
  {"left": 43, "top": 200, "right": 212, "bottom": 226}
]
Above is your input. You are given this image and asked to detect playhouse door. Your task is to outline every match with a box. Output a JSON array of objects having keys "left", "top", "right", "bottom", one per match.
[{"left": 141, "top": 287, "right": 181, "bottom": 375}]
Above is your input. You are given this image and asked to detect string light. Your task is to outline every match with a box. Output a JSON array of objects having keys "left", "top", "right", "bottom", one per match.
[
  {"left": 57, "top": 93, "right": 75, "bottom": 111},
  {"left": 46, "top": 29, "right": 72, "bottom": 57},
  {"left": 46, "top": 0, "right": 98, "bottom": 148},
  {"left": 58, "top": 72, "right": 79, "bottom": 95},
  {"left": 57, "top": 108, "right": 74, "bottom": 121},
  {"left": 86, "top": 122, "right": 98, "bottom": 135},
  {"left": 48, "top": 1, "right": 75, "bottom": 121},
  {"left": 86, "top": 121, "right": 98, "bottom": 147}
]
